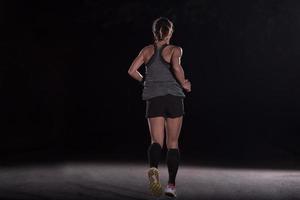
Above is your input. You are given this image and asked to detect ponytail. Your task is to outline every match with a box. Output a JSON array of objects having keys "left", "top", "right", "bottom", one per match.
[{"left": 159, "top": 27, "right": 163, "bottom": 40}]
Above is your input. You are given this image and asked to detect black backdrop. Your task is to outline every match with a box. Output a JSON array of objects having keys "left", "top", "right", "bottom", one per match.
[{"left": 2, "top": 0, "right": 300, "bottom": 162}]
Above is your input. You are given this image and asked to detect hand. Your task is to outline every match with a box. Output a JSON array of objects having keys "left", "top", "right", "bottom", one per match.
[
  {"left": 139, "top": 76, "right": 145, "bottom": 87},
  {"left": 182, "top": 79, "right": 191, "bottom": 92}
]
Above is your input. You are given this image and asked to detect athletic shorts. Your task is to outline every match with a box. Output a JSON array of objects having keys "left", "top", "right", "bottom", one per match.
[{"left": 145, "top": 94, "right": 185, "bottom": 118}]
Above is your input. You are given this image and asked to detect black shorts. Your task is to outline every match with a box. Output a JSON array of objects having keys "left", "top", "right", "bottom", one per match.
[{"left": 145, "top": 94, "right": 185, "bottom": 118}]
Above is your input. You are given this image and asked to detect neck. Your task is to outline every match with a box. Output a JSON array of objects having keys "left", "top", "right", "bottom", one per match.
[{"left": 155, "top": 39, "right": 170, "bottom": 46}]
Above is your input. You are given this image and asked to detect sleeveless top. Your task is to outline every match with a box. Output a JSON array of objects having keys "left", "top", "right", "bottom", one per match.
[{"left": 142, "top": 43, "right": 186, "bottom": 100}]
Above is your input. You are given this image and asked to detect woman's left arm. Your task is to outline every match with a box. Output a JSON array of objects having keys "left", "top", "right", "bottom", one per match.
[{"left": 128, "top": 48, "right": 145, "bottom": 82}]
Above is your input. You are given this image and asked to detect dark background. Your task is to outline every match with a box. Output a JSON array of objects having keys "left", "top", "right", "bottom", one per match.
[{"left": 2, "top": 0, "right": 300, "bottom": 163}]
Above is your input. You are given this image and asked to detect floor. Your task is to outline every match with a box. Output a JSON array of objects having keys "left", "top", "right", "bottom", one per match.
[{"left": 0, "top": 159, "right": 300, "bottom": 200}]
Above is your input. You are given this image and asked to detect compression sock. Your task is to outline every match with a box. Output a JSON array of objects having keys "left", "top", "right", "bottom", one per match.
[
  {"left": 166, "top": 148, "right": 180, "bottom": 185},
  {"left": 147, "top": 142, "right": 162, "bottom": 168}
]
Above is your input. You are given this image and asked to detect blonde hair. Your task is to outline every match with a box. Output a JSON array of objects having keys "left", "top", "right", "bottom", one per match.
[{"left": 152, "top": 17, "right": 173, "bottom": 41}]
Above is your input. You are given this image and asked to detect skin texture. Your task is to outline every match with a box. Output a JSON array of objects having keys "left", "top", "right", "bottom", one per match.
[{"left": 128, "top": 30, "right": 191, "bottom": 150}]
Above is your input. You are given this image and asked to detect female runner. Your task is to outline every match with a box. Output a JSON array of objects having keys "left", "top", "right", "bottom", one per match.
[{"left": 128, "top": 17, "right": 191, "bottom": 198}]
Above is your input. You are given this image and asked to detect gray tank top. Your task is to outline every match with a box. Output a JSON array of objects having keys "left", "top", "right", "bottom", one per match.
[{"left": 142, "top": 43, "right": 186, "bottom": 100}]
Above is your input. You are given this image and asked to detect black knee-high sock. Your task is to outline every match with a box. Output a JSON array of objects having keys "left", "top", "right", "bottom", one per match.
[
  {"left": 147, "top": 142, "right": 162, "bottom": 168},
  {"left": 166, "top": 148, "right": 180, "bottom": 185}
]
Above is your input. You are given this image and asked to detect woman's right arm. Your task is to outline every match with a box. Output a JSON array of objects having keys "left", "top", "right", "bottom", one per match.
[{"left": 171, "top": 47, "right": 191, "bottom": 92}]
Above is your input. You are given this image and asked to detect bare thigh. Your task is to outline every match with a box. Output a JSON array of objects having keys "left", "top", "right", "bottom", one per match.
[
  {"left": 147, "top": 117, "right": 165, "bottom": 148},
  {"left": 165, "top": 116, "right": 183, "bottom": 149}
]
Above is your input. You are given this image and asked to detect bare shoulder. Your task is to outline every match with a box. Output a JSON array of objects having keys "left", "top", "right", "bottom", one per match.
[
  {"left": 170, "top": 45, "right": 183, "bottom": 57},
  {"left": 141, "top": 44, "right": 154, "bottom": 54}
]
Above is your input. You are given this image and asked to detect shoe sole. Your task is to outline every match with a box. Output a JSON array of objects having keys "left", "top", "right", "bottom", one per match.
[
  {"left": 165, "top": 192, "right": 176, "bottom": 198},
  {"left": 148, "top": 168, "right": 163, "bottom": 197}
]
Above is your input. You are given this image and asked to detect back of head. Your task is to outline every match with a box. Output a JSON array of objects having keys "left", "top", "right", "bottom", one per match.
[{"left": 152, "top": 17, "right": 174, "bottom": 41}]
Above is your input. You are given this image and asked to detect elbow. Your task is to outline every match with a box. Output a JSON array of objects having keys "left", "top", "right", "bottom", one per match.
[{"left": 128, "top": 69, "right": 134, "bottom": 76}]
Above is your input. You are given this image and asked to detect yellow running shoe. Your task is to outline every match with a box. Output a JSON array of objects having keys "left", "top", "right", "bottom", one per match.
[{"left": 147, "top": 167, "right": 163, "bottom": 197}]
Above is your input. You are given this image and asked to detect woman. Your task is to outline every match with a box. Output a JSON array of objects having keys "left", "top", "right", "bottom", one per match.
[{"left": 128, "top": 17, "right": 191, "bottom": 198}]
